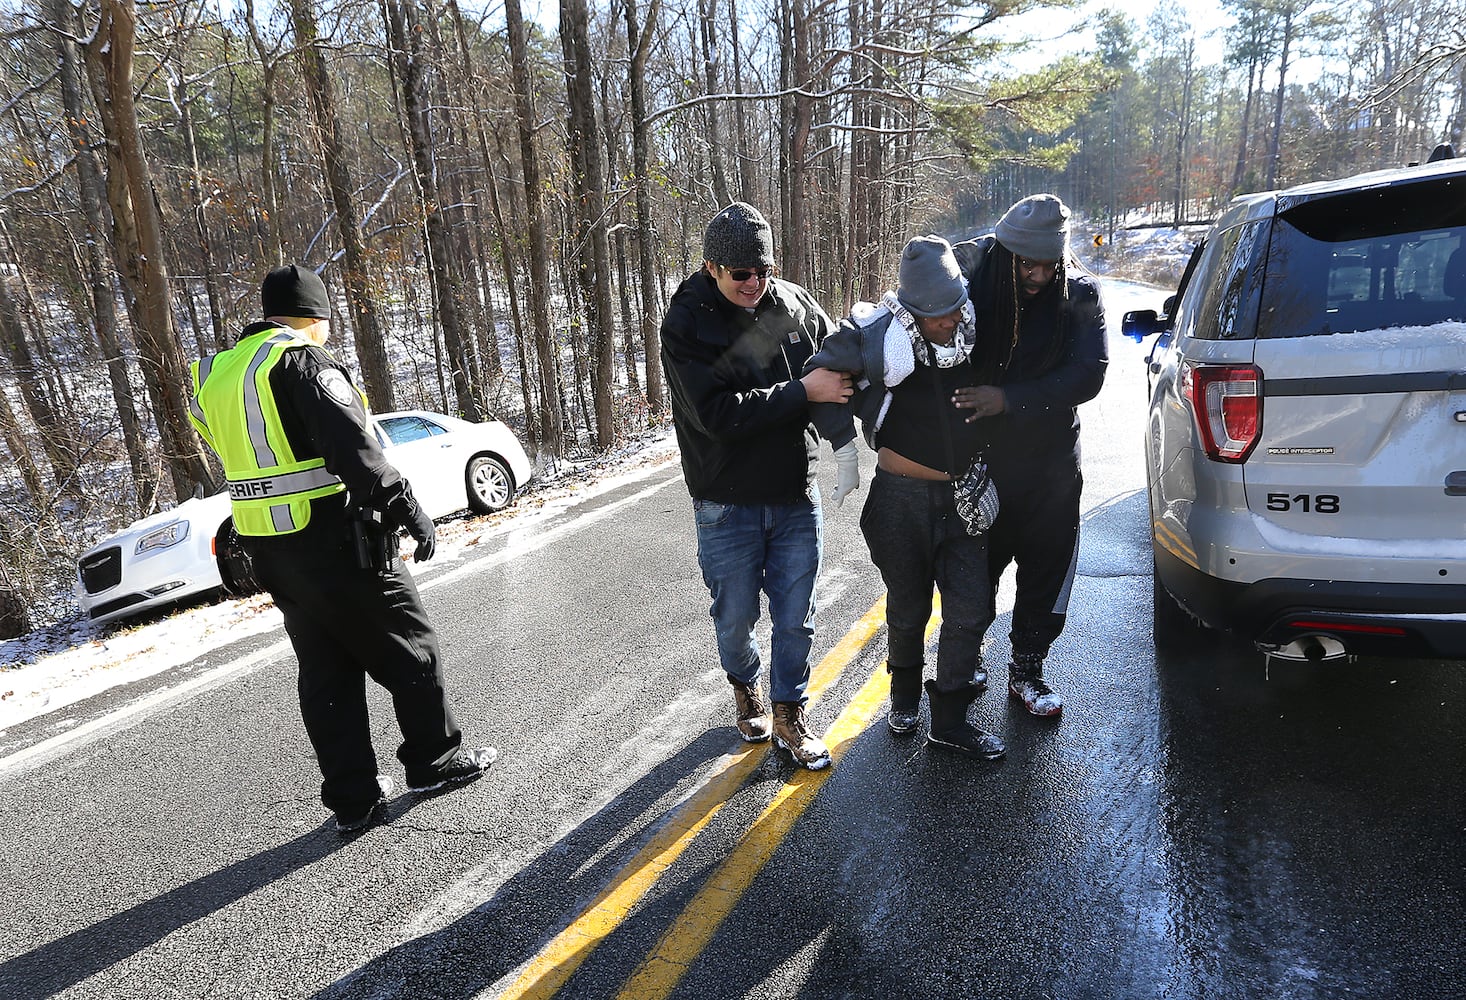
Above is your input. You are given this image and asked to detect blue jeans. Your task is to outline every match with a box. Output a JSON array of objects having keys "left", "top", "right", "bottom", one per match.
[{"left": 693, "top": 497, "right": 822, "bottom": 705}]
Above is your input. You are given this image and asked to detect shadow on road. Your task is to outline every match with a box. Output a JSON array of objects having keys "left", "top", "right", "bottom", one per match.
[
  {"left": 312, "top": 727, "right": 736, "bottom": 999},
  {"left": 0, "top": 818, "right": 371, "bottom": 999}
]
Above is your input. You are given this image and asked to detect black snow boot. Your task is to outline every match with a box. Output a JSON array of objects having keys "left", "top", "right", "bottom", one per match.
[
  {"left": 924, "top": 679, "right": 1005, "bottom": 760},
  {"left": 1008, "top": 652, "right": 1063, "bottom": 717},
  {"left": 887, "top": 665, "right": 923, "bottom": 735}
]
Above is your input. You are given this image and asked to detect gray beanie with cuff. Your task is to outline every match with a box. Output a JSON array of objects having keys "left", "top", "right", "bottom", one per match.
[
  {"left": 994, "top": 194, "right": 1071, "bottom": 261},
  {"left": 896, "top": 235, "right": 968, "bottom": 318},
  {"left": 703, "top": 202, "right": 776, "bottom": 268}
]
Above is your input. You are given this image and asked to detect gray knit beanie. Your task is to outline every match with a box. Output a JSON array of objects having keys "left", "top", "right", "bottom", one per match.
[
  {"left": 994, "top": 194, "right": 1070, "bottom": 261},
  {"left": 896, "top": 235, "right": 968, "bottom": 318},
  {"left": 702, "top": 202, "right": 776, "bottom": 268},
  {"left": 261, "top": 264, "right": 331, "bottom": 320}
]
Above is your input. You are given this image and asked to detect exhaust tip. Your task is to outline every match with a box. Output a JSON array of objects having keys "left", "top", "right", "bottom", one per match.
[{"left": 1269, "top": 634, "right": 1348, "bottom": 662}]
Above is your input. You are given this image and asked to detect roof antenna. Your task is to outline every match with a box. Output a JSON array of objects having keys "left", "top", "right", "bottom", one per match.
[{"left": 1427, "top": 143, "right": 1456, "bottom": 162}]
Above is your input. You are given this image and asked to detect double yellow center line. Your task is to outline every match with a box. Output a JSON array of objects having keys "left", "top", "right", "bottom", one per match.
[{"left": 498, "top": 595, "right": 935, "bottom": 1000}]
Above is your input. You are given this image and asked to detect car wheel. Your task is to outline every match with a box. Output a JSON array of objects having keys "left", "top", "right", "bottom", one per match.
[
  {"left": 466, "top": 455, "right": 515, "bottom": 513},
  {"left": 1152, "top": 558, "right": 1204, "bottom": 650},
  {"left": 216, "top": 519, "right": 262, "bottom": 596}
]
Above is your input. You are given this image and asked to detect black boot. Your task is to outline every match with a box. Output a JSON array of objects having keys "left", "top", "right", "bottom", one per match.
[
  {"left": 972, "top": 654, "right": 988, "bottom": 689},
  {"left": 887, "top": 665, "right": 923, "bottom": 735},
  {"left": 924, "top": 679, "right": 1005, "bottom": 760},
  {"left": 1008, "top": 652, "right": 1063, "bottom": 717}
]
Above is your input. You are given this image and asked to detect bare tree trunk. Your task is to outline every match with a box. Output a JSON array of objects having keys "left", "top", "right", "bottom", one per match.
[
  {"left": 560, "top": 0, "right": 618, "bottom": 449},
  {"left": 0, "top": 273, "right": 71, "bottom": 486},
  {"left": 505, "top": 0, "right": 565, "bottom": 457},
  {"left": 485, "top": 125, "right": 539, "bottom": 454},
  {"left": 600, "top": 71, "right": 643, "bottom": 406},
  {"left": 53, "top": 0, "right": 153, "bottom": 513},
  {"left": 624, "top": 0, "right": 666, "bottom": 416},
  {"left": 1266, "top": 9, "right": 1294, "bottom": 188},
  {"left": 1173, "top": 40, "right": 1195, "bottom": 223},
  {"left": 169, "top": 72, "right": 228, "bottom": 352},
  {"left": 728, "top": 0, "right": 756, "bottom": 201},
  {"left": 381, "top": 0, "right": 481, "bottom": 421},
  {"left": 1232, "top": 54, "right": 1259, "bottom": 192},
  {"left": 86, "top": 0, "right": 215, "bottom": 501},
  {"left": 779, "top": 0, "right": 814, "bottom": 283},
  {"left": 243, "top": 0, "right": 284, "bottom": 265},
  {"left": 698, "top": 0, "right": 731, "bottom": 207},
  {"left": 287, "top": 0, "right": 396, "bottom": 411}
]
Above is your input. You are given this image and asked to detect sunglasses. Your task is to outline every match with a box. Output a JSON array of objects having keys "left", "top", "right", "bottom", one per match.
[{"left": 720, "top": 265, "right": 775, "bottom": 282}]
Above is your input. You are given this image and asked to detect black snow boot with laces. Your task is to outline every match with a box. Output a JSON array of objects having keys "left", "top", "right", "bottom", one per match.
[{"left": 1008, "top": 652, "right": 1063, "bottom": 717}]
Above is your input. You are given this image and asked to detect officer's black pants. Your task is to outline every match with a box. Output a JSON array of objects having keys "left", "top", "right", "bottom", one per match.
[
  {"left": 250, "top": 538, "right": 462, "bottom": 819},
  {"left": 987, "top": 450, "right": 1083, "bottom": 660}
]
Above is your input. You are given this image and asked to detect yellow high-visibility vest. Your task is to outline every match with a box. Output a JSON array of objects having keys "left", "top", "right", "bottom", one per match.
[{"left": 189, "top": 326, "right": 356, "bottom": 535}]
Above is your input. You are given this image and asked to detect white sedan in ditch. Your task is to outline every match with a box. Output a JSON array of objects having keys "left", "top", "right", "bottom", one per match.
[{"left": 74, "top": 410, "right": 533, "bottom": 627}]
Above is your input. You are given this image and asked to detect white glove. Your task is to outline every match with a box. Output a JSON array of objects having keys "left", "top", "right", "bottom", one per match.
[{"left": 832, "top": 441, "right": 861, "bottom": 508}]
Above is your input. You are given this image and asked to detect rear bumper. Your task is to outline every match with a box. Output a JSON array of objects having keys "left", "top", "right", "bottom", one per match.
[{"left": 1154, "top": 545, "right": 1466, "bottom": 660}]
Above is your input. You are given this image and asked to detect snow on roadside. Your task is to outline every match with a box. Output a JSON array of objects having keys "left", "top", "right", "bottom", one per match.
[{"left": 0, "top": 427, "right": 681, "bottom": 732}]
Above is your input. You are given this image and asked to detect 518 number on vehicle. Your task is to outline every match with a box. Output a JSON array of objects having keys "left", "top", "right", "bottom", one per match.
[{"left": 1266, "top": 493, "right": 1340, "bottom": 513}]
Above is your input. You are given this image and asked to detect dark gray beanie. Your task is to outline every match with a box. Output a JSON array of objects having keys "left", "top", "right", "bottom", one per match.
[
  {"left": 994, "top": 194, "right": 1070, "bottom": 261},
  {"left": 261, "top": 264, "right": 331, "bottom": 320},
  {"left": 896, "top": 235, "right": 967, "bottom": 318},
  {"left": 702, "top": 202, "right": 775, "bottom": 268}
]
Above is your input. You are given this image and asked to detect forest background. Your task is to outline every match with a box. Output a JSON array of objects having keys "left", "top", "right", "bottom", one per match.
[{"left": 0, "top": 0, "right": 1462, "bottom": 636}]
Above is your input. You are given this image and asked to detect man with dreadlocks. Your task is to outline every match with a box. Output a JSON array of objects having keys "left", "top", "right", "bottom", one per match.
[{"left": 950, "top": 194, "right": 1108, "bottom": 718}]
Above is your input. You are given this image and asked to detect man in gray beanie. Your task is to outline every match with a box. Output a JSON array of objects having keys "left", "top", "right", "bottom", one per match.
[
  {"left": 661, "top": 203, "right": 853, "bottom": 771},
  {"left": 948, "top": 194, "right": 1108, "bottom": 719},
  {"left": 803, "top": 234, "right": 1005, "bottom": 760}
]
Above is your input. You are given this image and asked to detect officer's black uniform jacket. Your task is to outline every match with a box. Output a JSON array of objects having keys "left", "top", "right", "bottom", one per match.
[
  {"left": 233, "top": 320, "right": 415, "bottom": 550},
  {"left": 660, "top": 272, "right": 836, "bottom": 504},
  {"left": 951, "top": 236, "right": 1108, "bottom": 465}
]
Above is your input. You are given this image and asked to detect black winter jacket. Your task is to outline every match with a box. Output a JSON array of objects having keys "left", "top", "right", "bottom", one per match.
[
  {"left": 951, "top": 235, "right": 1108, "bottom": 462},
  {"left": 661, "top": 271, "right": 835, "bottom": 503}
]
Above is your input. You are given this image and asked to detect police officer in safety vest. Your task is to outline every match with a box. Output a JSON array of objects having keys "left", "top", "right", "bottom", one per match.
[{"left": 190, "top": 264, "right": 495, "bottom": 835}]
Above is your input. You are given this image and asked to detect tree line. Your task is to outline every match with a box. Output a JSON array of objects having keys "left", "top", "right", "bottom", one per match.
[{"left": 0, "top": 0, "right": 1461, "bottom": 634}]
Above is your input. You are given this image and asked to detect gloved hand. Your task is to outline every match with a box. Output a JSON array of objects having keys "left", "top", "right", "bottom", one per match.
[
  {"left": 389, "top": 488, "right": 436, "bottom": 562},
  {"left": 832, "top": 441, "right": 861, "bottom": 508}
]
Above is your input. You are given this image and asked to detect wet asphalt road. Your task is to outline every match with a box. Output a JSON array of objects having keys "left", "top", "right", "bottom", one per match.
[{"left": 0, "top": 280, "right": 1461, "bottom": 999}]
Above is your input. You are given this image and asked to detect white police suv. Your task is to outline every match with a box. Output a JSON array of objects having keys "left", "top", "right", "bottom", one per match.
[{"left": 1124, "top": 150, "right": 1466, "bottom": 661}]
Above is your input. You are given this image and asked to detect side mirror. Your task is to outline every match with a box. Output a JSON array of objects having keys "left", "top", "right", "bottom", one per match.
[{"left": 1122, "top": 309, "right": 1161, "bottom": 342}]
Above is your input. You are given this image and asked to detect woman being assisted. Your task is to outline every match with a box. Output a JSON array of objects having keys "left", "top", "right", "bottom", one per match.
[{"left": 807, "top": 235, "right": 1004, "bottom": 760}]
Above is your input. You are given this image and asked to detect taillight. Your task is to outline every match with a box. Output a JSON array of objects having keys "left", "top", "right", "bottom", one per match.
[{"left": 1181, "top": 362, "right": 1262, "bottom": 463}]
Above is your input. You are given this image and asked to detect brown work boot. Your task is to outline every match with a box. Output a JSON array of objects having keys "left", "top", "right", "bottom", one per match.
[
  {"left": 730, "top": 678, "right": 772, "bottom": 742},
  {"left": 771, "top": 702, "right": 832, "bottom": 770}
]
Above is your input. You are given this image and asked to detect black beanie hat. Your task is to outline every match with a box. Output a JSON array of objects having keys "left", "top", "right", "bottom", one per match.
[
  {"left": 261, "top": 264, "right": 331, "bottom": 320},
  {"left": 702, "top": 202, "right": 776, "bottom": 268}
]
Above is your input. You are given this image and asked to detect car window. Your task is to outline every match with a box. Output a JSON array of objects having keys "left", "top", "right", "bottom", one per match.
[
  {"left": 379, "top": 416, "right": 434, "bottom": 444},
  {"left": 1176, "top": 220, "right": 1268, "bottom": 342},
  {"left": 1262, "top": 179, "right": 1466, "bottom": 338}
]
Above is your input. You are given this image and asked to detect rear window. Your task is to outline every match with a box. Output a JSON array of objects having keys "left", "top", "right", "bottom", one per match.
[{"left": 1259, "top": 176, "right": 1466, "bottom": 338}]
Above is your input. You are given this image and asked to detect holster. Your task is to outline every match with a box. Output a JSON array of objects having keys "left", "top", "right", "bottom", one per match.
[{"left": 347, "top": 507, "right": 394, "bottom": 571}]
